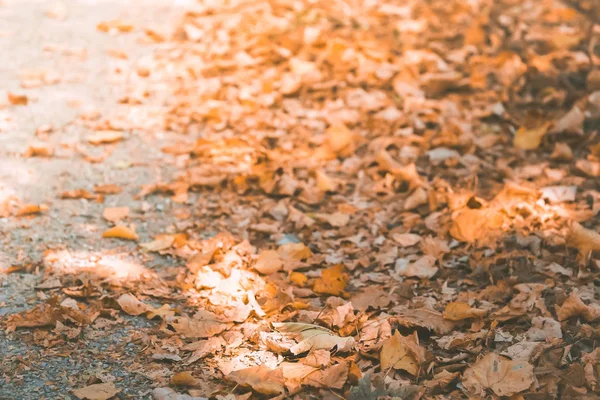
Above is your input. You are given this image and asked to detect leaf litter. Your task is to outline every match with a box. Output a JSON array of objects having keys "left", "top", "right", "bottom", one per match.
[{"left": 3, "top": 0, "right": 600, "bottom": 398}]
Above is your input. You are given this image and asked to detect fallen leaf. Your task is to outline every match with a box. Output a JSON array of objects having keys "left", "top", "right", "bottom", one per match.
[
  {"left": 72, "top": 383, "right": 120, "bottom": 400},
  {"left": 117, "top": 293, "right": 149, "bottom": 316},
  {"left": 140, "top": 235, "right": 175, "bottom": 252},
  {"left": 227, "top": 364, "right": 285, "bottom": 395},
  {"left": 16, "top": 204, "right": 48, "bottom": 216},
  {"left": 303, "top": 362, "right": 349, "bottom": 389},
  {"left": 380, "top": 331, "right": 424, "bottom": 375},
  {"left": 273, "top": 322, "right": 355, "bottom": 355},
  {"left": 277, "top": 242, "right": 312, "bottom": 260},
  {"left": 392, "top": 233, "right": 422, "bottom": 247},
  {"left": 462, "top": 353, "right": 534, "bottom": 397},
  {"left": 102, "top": 225, "right": 138, "bottom": 241},
  {"left": 313, "top": 264, "right": 348, "bottom": 295},
  {"left": 170, "top": 371, "right": 200, "bottom": 388},
  {"left": 443, "top": 302, "right": 487, "bottom": 321},
  {"left": 325, "top": 122, "right": 355, "bottom": 157},
  {"left": 88, "top": 130, "right": 124, "bottom": 145},
  {"left": 24, "top": 144, "right": 54, "bottom": 157},
  {"left": 7, "top": 92, "right": 28, "bottom": 105},
  {"left": 567, "top": 221, "right": 600, "bottom": 263},
  {"left": 395, "top": 255, "right": 438, "bottom": 279},
  {"left": 513, "top": 122, "right": 551, "bottom": 150},
  {"left": 393, "top": 308, "right": 456, "bottom": 335},
  {"left": 102, "top": 207, "right": 129, "bottom": 223},
  {"left": 60, "top": 189, "right": 96, "bottom": 200},
  {"left": 254, "top": 250, "right": 283, "bottom": 274},
  {"left": 5, "top": 303, "right": 58, "bottom": 332},
  {"left": 449, "top": 208, "right": 504, "bottom": 243},
  {"left": 555, "top": 292, "right": 600, "bottom": 322},
  {"left": 167, "top": 311, "right": 230, "bottom": 338},
  {"left": 94, "top": 184, "right": 122, "bottom": 194}
]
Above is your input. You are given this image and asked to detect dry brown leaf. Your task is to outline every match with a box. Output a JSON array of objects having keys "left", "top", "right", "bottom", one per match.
[
  {"left": 167, "top": 311, "right": 230, "bottom": 338},
  {"left": 302, "top": 362, "right": 348, "bottom": 389},
  {"left": 462, "top": 353, "right": 534, "bottom": 397},
  {"left": 170, "top": 371, "right": 200, "bottom": 388},
  {"left": 227, "top": 365, "right": 285, "bottom": 395},
  {"left": 393, "top": 308, "right": 456, "bottom": 335},
  {"left": 449, "top": 208, "right": 504, "bottom": 243},
  {"left": 380, "top": 331, "right": 425, "bottom": 375},
  {"left": 395, "top": 255, "right": 438, "bottom": 279},
  {"left": 101, "top": 225, "right": 138, "bottom": 241},
  {"left": 102, "top": 207, "right": 129, "bottom": 223},
  {"left": 7, "top": 92, "right": 28, "bottom": 105},
  {"left": 555, "top": 292, "right": 600, "bottom": 322},
  {"left": 72, "top": 383, "right": 120, "bottom": 400},
  {"left": 280, "top": 362, "right": 318, "bottom": 393},
  {"left": 443, "top": 302, "right": 487, "bottom": 321},
  {"left": 94, "top": 184, "right": 122, "bottom": 194},
  {"left": 60, "top": 189, "right": 96, "bottom": 200},
  {"left": 140, "top": 235, "right": 175, "bottom": 252},
  {"left": 567, "top": 221, "right": 600, "bottom": 263},
  {"left": 313, "top": 264, "right": 348, "bottom": 296},
  {"left": 24, "top": 144, "right": 54, "bottom": 157},
  {"left": 5, "top": 303, "right": 58, "bottom": 332},
  {"left": 273, "top": 322, "right": 355, "bottom": 354},
  {"left": 88, "top": 130, "right": 124, "bottom": 145},
  {"left": 254, "top": 250, "right": 283, "bottom": 274},
  {"left": 513, "top": 122, "right": 552, "bottom": 150},
  {"left": 16, "top": 204, "right": 48, "bottom": 216},
  {"left": 392, "top": 233, "right": 422, "bottom": 247},
  {"left": 376, "top": 150, "right": 423, "bottom": 189},
  {"left": 277, "top": 242, "right": 312, "bottom": 260},
  {"left": 315, "top": 170, "right": 337, "bottom": 192},
  {"left": 325, "top": 122, "right": 355, "bottom": 157},
  {"left": 117, "top": 293, "right": 149, "bottom": 316}
]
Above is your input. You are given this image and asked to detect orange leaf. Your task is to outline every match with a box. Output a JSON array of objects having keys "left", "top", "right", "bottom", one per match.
[
  {"left": 313, "top": 264, "right": 348, "bottom": 296},
  {"left": 102, "top": 225, "right": 138, "bottom": 241},
  {"left": 16, "top": 204, "right": 48, "bottom": 216},
  {"left": 7, "top": 92, "right": 28, "bottom": 105}
]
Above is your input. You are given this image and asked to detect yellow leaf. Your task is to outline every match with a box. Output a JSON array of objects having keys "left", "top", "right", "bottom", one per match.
[
  {"left": 443, "top": 302, "right": 487, "bottom": 321},
  {"left": 313, "top": 264, "right": 348, "bottom": 296},
  {"left": 290, "top": 272, "right": 308, "bottom": 287},
  {"left": 102, "top": 225, "right": 138, "bottom": 241},
  {"left": 513, "top": 122, "right": 551, "bottom": 150}
]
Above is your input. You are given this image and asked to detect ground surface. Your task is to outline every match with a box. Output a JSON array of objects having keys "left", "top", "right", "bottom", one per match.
[
  {"left": 1, "top": 0, "right": 600, "bottom": 399},
  {"left": 0, "top": 1, "right": 190, "bottom": 398}
]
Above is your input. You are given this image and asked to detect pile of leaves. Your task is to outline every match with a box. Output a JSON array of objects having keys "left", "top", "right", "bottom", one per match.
[{"left": 4, "top": 0, "right": 600, "bottom": 398}]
